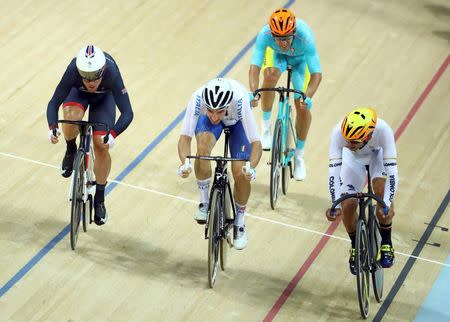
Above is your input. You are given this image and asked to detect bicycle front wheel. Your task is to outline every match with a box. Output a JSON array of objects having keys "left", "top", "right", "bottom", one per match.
[
  {"left": 369, "top": 205, "right": 384, "bottom": 302},
  {"left": 270, "top": 119, "right": 282, "bottom": 210},
  {"left": 355, "top": 219, "right": 370, "bottom": 318},
  {"left": 220, "top": 184, "right": 233, "bottom": 271},
  {"left": 208, "top": 188, "right": 221, "bottom": 288},
  {"left": 70, "top": 150, "right": 85, "bottom": 250}
]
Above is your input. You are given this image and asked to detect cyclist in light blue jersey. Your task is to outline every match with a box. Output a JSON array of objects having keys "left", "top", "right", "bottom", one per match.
[{"left": 249, "top": 8, "right": 322, "bottom": 180}]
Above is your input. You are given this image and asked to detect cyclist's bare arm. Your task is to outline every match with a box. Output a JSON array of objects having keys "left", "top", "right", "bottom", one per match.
[
  {"left": 304, "top": 72, "right": 322, "bottom": 98},
  {"left": 178, "top": 90, "right": 201, "bottom": 165},
  {"left": 241, "top": 98, "right": 261, "bottom": 168},
  {"left": 178, "top": 135, "right": 192, "bottom": 164},
  {"left": 249, "top": 64, "right": 261, "bottom": 93},
  {"left": 249, "top": 141, "right": 262, "bottom": 169}
]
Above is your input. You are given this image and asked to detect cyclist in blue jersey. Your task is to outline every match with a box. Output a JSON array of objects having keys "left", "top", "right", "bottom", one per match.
[
  {"left": 249, "top": 8, "right": 322, "bottom": 181},
  {"left": 47, "top": 45, "right": 134, "bottom": 226},
  {"left": 177, "top": 78, "right": 262, "bottom": 250}
]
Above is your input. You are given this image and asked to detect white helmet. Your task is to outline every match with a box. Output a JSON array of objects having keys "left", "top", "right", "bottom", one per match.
[
  {"left": 202, "top": 78, "right": 234, "bottom": 110},
  {"left": 76, "top": 45, "right": 106, "bottom": 81}
]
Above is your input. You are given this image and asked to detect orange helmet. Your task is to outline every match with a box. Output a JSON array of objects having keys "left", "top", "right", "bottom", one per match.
[
  {"left": 269, "top": 8, "right": 296, "bottom": 36},
  {"left": 341, "top": 108, "right": 377, "bottom": 142}
]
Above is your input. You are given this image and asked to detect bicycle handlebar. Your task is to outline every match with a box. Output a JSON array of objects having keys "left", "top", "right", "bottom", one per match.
[
  {"left": 330, "top": 193, "right": 389, "bottom": 215},
  {"left": 57, "top": 120, "right": 108, "bottom": 129},
  {"left": 186, "top": 155, "right": 248, "bottom": 162},
  {"left": 57, "top": 120, "right": 109, "bottom": 144},
  {"left": 254, "top": 87, "right": 306, "bottom": 100}
]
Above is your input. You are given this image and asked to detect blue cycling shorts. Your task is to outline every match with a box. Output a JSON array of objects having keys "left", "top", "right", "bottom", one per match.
[{"left": 195, "top": 115, "right": 251, "bottom": 160}]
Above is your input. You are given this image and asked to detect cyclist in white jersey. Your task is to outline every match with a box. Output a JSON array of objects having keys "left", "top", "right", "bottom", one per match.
[
  {"left": 325, "top": 108, "right": 398, "bottom": 275},
  {"left": 177, "top": 78, "right": 262, "bottom": 250}
]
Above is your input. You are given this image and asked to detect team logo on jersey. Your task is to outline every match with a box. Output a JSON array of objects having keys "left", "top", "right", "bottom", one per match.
[
  {"left": 237, "top": 98, "right": 243, "bottom": 119},
  {"left": 121, "top": 88, "right": 127, "bottom": 95},
  {"left": 85, "top": 45, "right": 95, "bottom": 58},
  {"left": 194, "top": 96, "right": 201, "bottom": 116},
  {"left": 240, "top": 145, "right": 247, "bottom": 152}
]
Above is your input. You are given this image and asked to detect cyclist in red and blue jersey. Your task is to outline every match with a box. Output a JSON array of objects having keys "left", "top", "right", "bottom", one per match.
[
  {"left": 47, "top": 45, "right": 134, "bottom": 226},
  {"left": 249, "top": 8, "right": 322, "bottom": 181}
]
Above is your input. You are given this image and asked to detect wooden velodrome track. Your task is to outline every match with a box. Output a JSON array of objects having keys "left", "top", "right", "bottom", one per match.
[{"left": 0, "top": 0, "right": 449, "bottom": 321}]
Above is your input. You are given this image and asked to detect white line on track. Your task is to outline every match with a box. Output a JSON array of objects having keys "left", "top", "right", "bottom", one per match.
[{"left": 1, "top": 150, "right": 449, "bottom": 268}]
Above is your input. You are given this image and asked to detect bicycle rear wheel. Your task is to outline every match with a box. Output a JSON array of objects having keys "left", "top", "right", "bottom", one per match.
[
  {"left": 220, "top": 184, "right": 233, "bottom": 271},
  {"left": 282, "top": 117, "right": 295, "bottom": 195},
  {"left": 270, "top": 119, "right": 282, "bottom": 210},
  {"left": 369, "top": 205, "right": 384, "bottom": 302},
  {"left": 70, "top": 150, "right": 85, "bottom": 250},
  {"left": 208, "top": 188, "right": 221, "bottom": 288},
  {"left": 355, "top": 219, "right": 370, "bottom": 318}
]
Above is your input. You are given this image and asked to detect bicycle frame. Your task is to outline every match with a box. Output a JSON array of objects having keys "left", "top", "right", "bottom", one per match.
[
  {"left": 58, "top": 120, "right": 106, "bottom": 203},
  {"left": 275, "top": 66, "right": 296, "bottom": 167},
  {"left": 186, "top": 129, "right": 246, "bottom": 241},
  {"left": 204, "top": 129, "right": 235, "bottom": 240},
  {"left": 67, "top": 124, "right": 95, "bottom": 203},
  {"left": 254, "top": 66, "right": 306, "bottom": 168}
]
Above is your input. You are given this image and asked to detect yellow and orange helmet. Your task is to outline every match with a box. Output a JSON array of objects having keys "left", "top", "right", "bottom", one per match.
[
  {"left": 269, "top": 8, "right": 296, "bottom": 36},
  {"left": 341, "top": 108, "right": 377, "bottom": 142}
]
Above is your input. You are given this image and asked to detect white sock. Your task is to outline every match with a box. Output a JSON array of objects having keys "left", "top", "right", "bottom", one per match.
[
  {"left": 234, "top": 202, "right": 246, "bottom": 227},
  {"left": 295, "top": 148, "right": 304, "bottom": 159},
  {"left": 261, "top": 119, "right": 271, "bottom": 132},
  {"left": 196, "top": 178, "right": 210, "bottom": 204}
]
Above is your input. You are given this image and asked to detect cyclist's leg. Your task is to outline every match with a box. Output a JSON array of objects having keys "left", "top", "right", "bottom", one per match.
[
  {"left": 291, "top": 57, "right": 310, "bottom": 151},
  {"left": 89, "top": 93, "right": 115, "bottom": 225},
  {"left": 291, "top": 57, "right": 311, "bottom": 180},
  {"left": 370, "top": 151, "right": 393, "bottom": 225},
  {"left": 341, "top": 149, "right": 367, "bottom": 273},
  {"left": 340, "top": 152, "right": 366, "bottom": 239},
  {"left": 260, "top": 49, "right": 284, "bottom": 149},
  {"left": 229, "top": 121, "right": 252, "bottom": 212},
  {"left": 61, "top": 88, "right": 88, "bottom": 177},
  {"left": 229, "top": 121, "right": 252, "bottom": 249},
  {"left": 261, "top": 48, "right": 283, "bottom": 114},
  {"left": 370, "top": 152, "right": 395, "bottom": 266},
  {"left": 192, "top": 115, "right": 222, "bottom": 222},
  {"left": 194, "top": 115, "right": 222, "bottom": 180}
]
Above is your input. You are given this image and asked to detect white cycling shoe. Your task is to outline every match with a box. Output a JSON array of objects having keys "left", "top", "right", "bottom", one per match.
[
  {"left": 233, "top": 225, "right": 248, "bottom": 250},
  {"left": 261, "top": 129, "right": 272, "bottom": 151},
  {"left": 293, "top": 157, "right": 307, "bottom": 181},
  {"left": 194, "top": 203, "right": 208, "bottom": 224}
]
